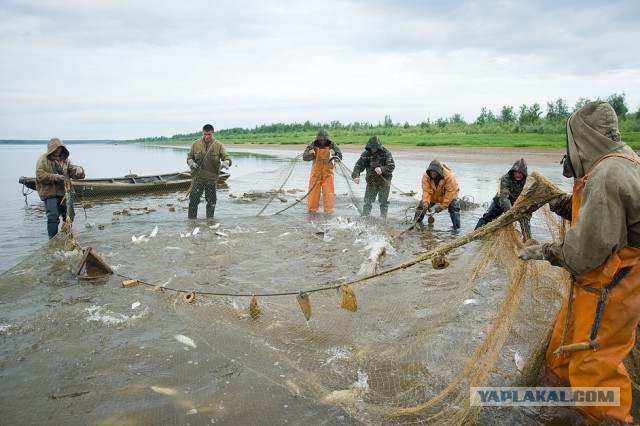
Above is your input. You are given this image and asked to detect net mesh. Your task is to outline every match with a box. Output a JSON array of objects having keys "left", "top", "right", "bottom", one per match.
[{"left": 4, "top": 159, "right": 638, "bottom": 425}]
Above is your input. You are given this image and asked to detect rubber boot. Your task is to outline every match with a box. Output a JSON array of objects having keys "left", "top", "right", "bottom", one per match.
[
  {"left": 451, "top": 211, "right": 461, "bottom": 229},
  {"left": 362, "top": 204, "right": 372, "bottom": 216},
  {"left": 380, "top": 205, "right": 388, "bottom": 219},
  {"left": 206, "top": 204, "right": 215, "bottom": 219},
  {"left": 188, "top": 204, "right": 198, "bottom": 219}
]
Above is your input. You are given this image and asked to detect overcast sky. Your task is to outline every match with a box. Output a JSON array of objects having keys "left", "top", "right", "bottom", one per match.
[{"left": 1, "top": 0, "right": 638, "bottom": 140}]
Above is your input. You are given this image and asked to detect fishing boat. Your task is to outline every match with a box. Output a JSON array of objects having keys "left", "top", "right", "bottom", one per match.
[{"left": 19, "top": 171, "right": 230, "bottom": 198}]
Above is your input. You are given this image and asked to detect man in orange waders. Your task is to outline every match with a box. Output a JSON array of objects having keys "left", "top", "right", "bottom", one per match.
[
  {"left": 302, "top": 129, "right": 343, "bottom": 213},
  {"left": 518, "top": 101, "right": 640, "bottom": 423}
]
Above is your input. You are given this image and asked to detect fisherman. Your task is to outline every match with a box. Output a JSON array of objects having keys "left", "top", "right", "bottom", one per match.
[
  {"left": 518, "top": 101, "right": 640, "bottom": 424},
  {"left": 351, "top": 135, "right": 395, "bottom": 218},
  {"left": 414, "top": 160, "right": 461, "bottom": 230},
  {"left": 302, "top": 128, "right": 342, "bottom": 213},
  {"left": 187, "top": 124, "right": 232, "bottom": 220},
  {"left": 475, "top": 158, "right": 531, "bottom": 240},
  {"left": 35, "top": 138, "right": 86, "bottom": 239}
]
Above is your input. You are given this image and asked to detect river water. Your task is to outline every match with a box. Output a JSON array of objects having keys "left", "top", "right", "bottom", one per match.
[
  {"left": 2, "top": 142, "right": 601, "bottom": 425},
  {"left": 2, "top": 143, "right": 571, "bottom": 274}
]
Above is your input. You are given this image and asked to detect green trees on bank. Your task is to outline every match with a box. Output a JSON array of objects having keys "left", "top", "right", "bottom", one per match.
[{"left": 124, "top": 93, "right": 640, "bottom": 148}]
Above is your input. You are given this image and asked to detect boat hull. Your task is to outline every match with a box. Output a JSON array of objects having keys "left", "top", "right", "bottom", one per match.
[{"left": 19, "top": 171, "right": 230, "bottom": 198}]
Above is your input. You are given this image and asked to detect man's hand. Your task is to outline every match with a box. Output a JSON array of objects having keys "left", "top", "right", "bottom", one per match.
[
  {"left": 434, "top": 206, "right": 443, "bottom": 214},
  {"left": 308, "top": 148, "right": 315, "bottom": 156},
  {"left": 353, "top": 177, "right": 360, "bottom": 184},
  {"left": 188, "top": 159, "right": 198, "bottom": 171},
  {"left": 329, "top": 149, "right": 335, "bottom": 156},
  {"left": 54, "top": 174, "right": 65, "bottom": 183},
  {"left": 221, "top": 160, "right": 230, "bottom": 169},
  {"left": 517, "top": 244, "right": 544, "bottom": 261},
  {"left": 374, "top": 167, "right": 382, "bottom": 175}
]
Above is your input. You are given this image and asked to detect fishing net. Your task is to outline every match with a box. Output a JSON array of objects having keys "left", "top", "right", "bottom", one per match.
[{"left": 5, "top": 156, "right": 639, "bottom": 425}]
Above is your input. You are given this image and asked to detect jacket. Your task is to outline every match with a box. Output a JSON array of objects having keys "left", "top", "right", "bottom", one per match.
[
  {"left": 421, "top": 160, "right": 459, "bottom": 209},
  {"left": 35, "top": 138, "right": 85, "bottom": 201},
  {"left": 351, "top": 136, "right": 395, "bottom": 182},
  {"left": 543, "top": 101, "right": 640, "bottom": 275},
  {"left": 187, "top": 137, "right": 232, "bottom": 178},
  {"left": 496, "top": 158, "right": 528, "bottom": 211}
]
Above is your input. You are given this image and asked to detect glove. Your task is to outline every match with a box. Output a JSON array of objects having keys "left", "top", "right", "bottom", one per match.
[
  {"left": 414, "top": 202, "right": 425, "bottom": 222},
  {"left": 188, "top": 159, "right": 198, "bottom": 171},
  {"left": 221, "top": 160, "right": 230, "bottom": 169},
  {"left": 54, "top": 174, "right": 65, "bottom": 183},
  {"left": 517, "top": 244, "right": 544, "bottom": 261},
  {"left": 434, "top": 206, "right": 443, "bottom": 214}
]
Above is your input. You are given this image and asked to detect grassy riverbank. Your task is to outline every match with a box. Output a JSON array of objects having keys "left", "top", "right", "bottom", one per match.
[{"left": 126, "top": 131, "right": 640, "bottom": 150}]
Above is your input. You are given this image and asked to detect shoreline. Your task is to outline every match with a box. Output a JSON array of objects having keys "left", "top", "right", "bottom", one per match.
[{"left": 205, "top": 143, "right": 566, "bottom": 167}]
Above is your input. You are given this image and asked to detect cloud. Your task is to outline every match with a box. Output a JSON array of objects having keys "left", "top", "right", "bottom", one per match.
[{"left": 0, "top": 0, "right": 638, "bottom": 139}]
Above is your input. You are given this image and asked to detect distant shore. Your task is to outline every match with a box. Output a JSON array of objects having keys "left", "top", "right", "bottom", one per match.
[{"left": 183, "top": 143, "right": 566, "bottom": 167}]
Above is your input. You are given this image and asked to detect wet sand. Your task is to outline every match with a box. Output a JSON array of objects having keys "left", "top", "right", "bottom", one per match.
[{"left": 226, "top": 143, "right": 565, "bottom": 167}]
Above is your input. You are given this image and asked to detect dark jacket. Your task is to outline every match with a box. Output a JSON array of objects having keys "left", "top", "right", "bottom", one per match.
[
  {"left": 496, "top": 158, "right": 528, "bottom": 211},
  {"left": 351, "top": 136, "right": 395, "bottom": 182}
]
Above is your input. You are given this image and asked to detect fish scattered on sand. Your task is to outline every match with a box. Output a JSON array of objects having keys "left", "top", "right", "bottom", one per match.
[
  {"left": 463, "top": 299, "right": 478, "bottom": 306},
  {"left": 209, "top": 223, "right": 221, "bottom": 230},
  {"left": 149, "top": 225, "right": 158, "bottom": 237},
  {"left": 215, "top": 231, "right": 228, "bottom": 237},
  {"left": 174, "top": 334, "right": 197, "bottom": 348},
  {"left": 131, "top": 301, "right": 141, "bottom": 310},
  {"left": 192, "top": 227, "right": 200, "bottom": 236}
]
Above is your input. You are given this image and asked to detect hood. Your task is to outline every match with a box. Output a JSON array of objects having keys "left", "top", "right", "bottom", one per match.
[
  {"left": 46, "top": 138, "right": 69, "bottom": 159},
  {"left": 509, "top": 158, "right": 528, "bottom": 178},
  {"left": 365, "top": 135, "right": 382, "bottom": 151},
  {"left": 314, "top": 128, "right": 333, "bottom": 144},
  {"left": 564, "top": 101, "right": 634, "bottom": 178},
  {"left": 426, "top": 159, "right": 443, "bottom": 177}
]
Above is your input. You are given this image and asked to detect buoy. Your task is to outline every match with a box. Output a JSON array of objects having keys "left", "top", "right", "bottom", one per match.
[
  {"left": 340, "top": 285, "right": 357, "bottom": 312},
  {"left": 432, "top": 254, "right": 449, "bottom": 269},
  {"left": 249, "top": 295, "right": 261, "bottom": 320},
  {"left": 296, "top": 291, "right": 312, "bottom": 321},
  {"left": 122, "top": 279, "right": 138, "bottom": 288},
  {"left": 72, "top": 247, "right": 113, "bottom": 280}
]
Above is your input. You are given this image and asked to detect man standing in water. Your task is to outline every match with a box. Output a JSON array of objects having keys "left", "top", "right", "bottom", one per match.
[
  {"left": 518, "top": 101, "right": 640, "bottom": 424},
  {"left": 303, "top": 129, "right": 342, "bottom": 213},
  {"left": 187, "top": 124, "right": 232, "bottom": 220},
  {"left": 475, "top": 158, "right": 531, "bottom": 240},
  {"left": 35, "top": 138, "right": 86, "bottom": 239},
  {"left": 351, "top": 135, "right": 395, "bottom": 218}
]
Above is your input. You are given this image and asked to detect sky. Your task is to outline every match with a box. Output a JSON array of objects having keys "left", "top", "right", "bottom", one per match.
[{"left": 1, "top": 0, "right": 639, "bottom": 140}]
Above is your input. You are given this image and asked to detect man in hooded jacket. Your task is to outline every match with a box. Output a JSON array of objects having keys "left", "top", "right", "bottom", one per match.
[
  {"left": 303, "top": 129, "right": 342, "bottom": 213},
  {"left": 415, "top": 160, "right": 461, "bottom": 230},
  {"left": 475, "top": 158, "right": 531, "bottom": 239},
  {"left": 518, "top": 101, "right": 640, "bottom": 423},
  {"left": 35, "top": 138, "right": 86, "bottom": 239},
  {"left": 351, "top": 135, "right": 395, "bottom": 218}
]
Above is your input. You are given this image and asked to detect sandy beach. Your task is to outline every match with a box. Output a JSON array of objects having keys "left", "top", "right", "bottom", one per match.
[{"left": 225, "top": 143, "right": 565, "bottom": 167}]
